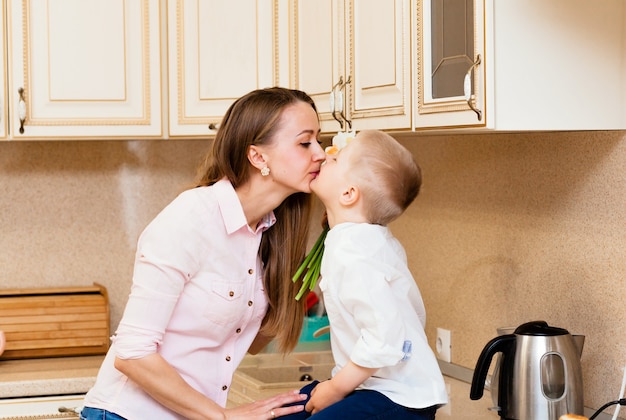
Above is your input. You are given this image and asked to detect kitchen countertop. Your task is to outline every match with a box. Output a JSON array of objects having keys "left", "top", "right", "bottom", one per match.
[
  {"left": 0, "top": 355, "right": 497, "bottom": 419},
  {"left": 0, "top": 355, "right": 104, "bottom": 398},
  {"left": 1, "top": 355, "right": 609, "bottom": 419}
]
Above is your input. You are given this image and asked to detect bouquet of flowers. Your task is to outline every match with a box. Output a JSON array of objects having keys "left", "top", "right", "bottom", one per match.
[{"left": 292, "top": 131, "right": 355, "bottom": 300}]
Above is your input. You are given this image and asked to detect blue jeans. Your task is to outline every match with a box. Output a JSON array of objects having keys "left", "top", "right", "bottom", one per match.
[
  {"left": 80, "top": 407, "right": 127, "bottom": 420},
  {"left": 282, "top": 381, "right": 438, "bottom": 419}
]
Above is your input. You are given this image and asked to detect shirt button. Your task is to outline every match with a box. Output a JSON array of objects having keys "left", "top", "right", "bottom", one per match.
[
  {"left": 248, "top": 269, "right": 254, "bottom": 275},
  {"left": 236, "top": 328, "right": 242, "bottom": 334},
  {"left": 229, "top": 291, "right": 234, "bottom": 297},
  {"left": 226, "top": 356, "right": 231, "bottom": 362},
  {"left": 222, "top": 385, "right": 228, "bottom": 391},
  {"left": 248, "top": 301, "right": 253, "bottom": 307}
]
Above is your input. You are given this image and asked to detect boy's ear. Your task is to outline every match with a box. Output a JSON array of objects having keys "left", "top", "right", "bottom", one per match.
[
  {"left": 340, "top": 185, "right": 360, "bottom": 207},
  {"left": 247, "top": 145, "right": 267, "bottom": 171}
]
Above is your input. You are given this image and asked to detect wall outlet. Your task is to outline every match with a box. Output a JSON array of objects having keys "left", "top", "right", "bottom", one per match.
[{"left": 436, "top": 328, "right": 451, "bottom": 362}]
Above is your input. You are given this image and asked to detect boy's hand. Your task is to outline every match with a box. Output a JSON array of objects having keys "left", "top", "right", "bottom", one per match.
[
  {"left": 305, "top": 380, "right": 345, "bottom": 414},
  {"left": 305, "top": 361, "right": 378, "bottom": 414}
]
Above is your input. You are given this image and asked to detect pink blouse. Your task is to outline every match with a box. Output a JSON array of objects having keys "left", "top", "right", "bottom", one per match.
[{"left": 83, "top": 179, "right": 274, "bottom": 419}]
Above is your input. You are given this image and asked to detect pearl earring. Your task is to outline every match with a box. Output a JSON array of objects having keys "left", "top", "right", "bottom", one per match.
[{"left": 261, "top": 166, "right": 270, "bottom": 177}]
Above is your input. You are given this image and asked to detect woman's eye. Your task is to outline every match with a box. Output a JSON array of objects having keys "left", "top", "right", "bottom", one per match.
[{"left": 301, "top": 139, "right": 320, "bottom": 148}]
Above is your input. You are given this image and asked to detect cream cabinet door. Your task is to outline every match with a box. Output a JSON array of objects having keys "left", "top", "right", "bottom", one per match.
[
  {"left": 287, "top": 0, "right": 343, "bottom": 134},
  {"left": 415, "top": 0, "right": 626, "bottom": 130},
  {"left": 8, "top": 0, "right": 162, "bottom": 139},
  {"left": 0, "top": 4, "right": 7, "bottom": 139},
  {"left": 414, "top": 0, "right": 486, "bottom": 129},
  {"left": 347, "top": 0, "right": 412, "bottom": 131},
  {"left": 168, "top": 0, "right": 279, "bottom": 137},
  {"left": 289, "top": 0, "right": 411, "bottom": 134},
  {"left": 0, "top": 394, "right": 84, "bottom": 418}
]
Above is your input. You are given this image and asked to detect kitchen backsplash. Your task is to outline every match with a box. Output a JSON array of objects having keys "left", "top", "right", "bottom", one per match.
[{"left": 1, "top": 131, "right": 625, "bottom": 416}]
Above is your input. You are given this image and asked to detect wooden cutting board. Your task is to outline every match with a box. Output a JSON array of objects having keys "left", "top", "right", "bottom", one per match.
[{"left": 0, "top": 283, "right": 109, "bottom": 360}]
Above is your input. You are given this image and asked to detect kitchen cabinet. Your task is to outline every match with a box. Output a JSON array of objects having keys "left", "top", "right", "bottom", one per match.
[
  {"left": 6, "top": 0, "right": 162, "bottom": 139},
  {"left": 288, "top": 0, "right": 412, "bottom": 134},
  {"left": 415, "top": 0, "right": 626, "bottom": 130},
  {"left": 0, "top": 4, "right": 6, "bottom": 139},
  {"left": 167, "top": 0, "right": 280, "bottom": 137},
  {"left": 0, "top": 394, "right": 83, "bottom": 419}
]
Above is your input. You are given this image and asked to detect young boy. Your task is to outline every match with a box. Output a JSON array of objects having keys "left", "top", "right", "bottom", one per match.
[{"left": 291, "top": 130, "right": 448, "bottom": 419}]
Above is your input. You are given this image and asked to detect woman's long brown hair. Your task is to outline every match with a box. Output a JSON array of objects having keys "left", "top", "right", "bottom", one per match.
[{"left": 195, "top": 87, "right": 315, "bottom": 352}]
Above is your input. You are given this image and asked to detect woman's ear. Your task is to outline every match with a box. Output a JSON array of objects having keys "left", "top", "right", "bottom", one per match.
[{"left": 247, "top": 145, "right": 267, "bottom": 171}]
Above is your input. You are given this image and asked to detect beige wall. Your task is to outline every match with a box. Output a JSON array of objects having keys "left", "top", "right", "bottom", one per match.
[
  {"left": 392, "top": 130, "right": 626, "bottom": 414},
  {"left": 1, "top": 131, "right": 625, "bottom": 414}
]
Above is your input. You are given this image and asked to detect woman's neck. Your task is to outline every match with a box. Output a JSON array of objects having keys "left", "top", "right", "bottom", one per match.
[{"left": 236, "top": 178, "right": 287, "bottom": 230}]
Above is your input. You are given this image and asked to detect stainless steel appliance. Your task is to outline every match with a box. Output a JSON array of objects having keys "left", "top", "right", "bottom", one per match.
[{"left": 470, "top": 321, "right": 585, "bottom": 420}]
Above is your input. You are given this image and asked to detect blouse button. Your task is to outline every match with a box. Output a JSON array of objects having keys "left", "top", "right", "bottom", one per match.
[
  {"left": 236, "top": 328, "right": 242, "bottom": 334},
  {"left": 222, "top": 385, "right": 228, "bottom": 391},
  {"left": 226, "top": 355, "right": 231, "bottom": 362},
  {"left": 248, "top": 301, "right": 253, "bottom": 307},
  {"left": 248, "top": 268, "right": 254, "bottom": 275},
  {"left": 229, "top": 291, "right": 234, "bottom": 297}
]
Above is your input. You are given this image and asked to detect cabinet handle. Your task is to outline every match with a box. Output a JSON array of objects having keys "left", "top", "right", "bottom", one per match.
[
  {"left": 58, "top": 406, "right": 79, "bottom": 415},
  {"left": 463, "top": 54, "right": 482, "bottom": 121},
  {"left": 208, "top": 123, "right": 220, "bottom": 131},
  {"left": 18, "top": 87, "right": 27, "bottom": 134},
  {"left": 330, "top": 77, "right": 344, "bottom": 129},
  {"left": 339, "top": 75, "right": 352, "bottom": 130},
  {"left": 330, "top": 76, "right": 352, "bottom": 131}
]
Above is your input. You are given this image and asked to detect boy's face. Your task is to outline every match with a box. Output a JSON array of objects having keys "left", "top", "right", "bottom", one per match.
[{"left": 310, "top": 138, "right": 358, "bottom": 206}]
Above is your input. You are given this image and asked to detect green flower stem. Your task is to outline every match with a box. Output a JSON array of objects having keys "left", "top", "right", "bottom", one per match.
[
  {"left": 293, "top": 227, "right": 328, "bottom": 301},
  {"left": 292, "top": 228, "right": 326, "bottom": 281}
]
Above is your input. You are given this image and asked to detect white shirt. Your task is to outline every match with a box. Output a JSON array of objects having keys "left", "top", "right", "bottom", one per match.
[
  {"left": 83, "top": 179, "right": 274, "bottom": 419},
  {"left": 319, "top": 222, "right": 448, "bottom": 409}
]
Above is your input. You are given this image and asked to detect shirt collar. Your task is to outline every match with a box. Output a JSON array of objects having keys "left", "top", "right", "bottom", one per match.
[{"left": 214, "top": 178, "right": 276, "bottom": 234}]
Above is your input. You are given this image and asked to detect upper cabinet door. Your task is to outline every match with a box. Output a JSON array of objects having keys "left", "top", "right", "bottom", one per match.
[
  {"left": 415, "top": 0, "right": 485, "bottom": 128},
  {"left": 288, "top": 0, "right": 342, "bottom": 133},
  {"left": 289, "top": 0, "right": 411, "bottom": 134},
  {"left": 416, "top": 0, "right": 626, "bottom": 130},
  {"left": 168, "top": 0, "right": 279, "bottom": 137},
  {"left": 0, "top": 5, "right": 7, "bottom": 139},
  {"left": 8, "top": 0, "right": 162, "bottom": 139},
  {"left": 347, "top": 0, "right": 412, "bottom": 131}
]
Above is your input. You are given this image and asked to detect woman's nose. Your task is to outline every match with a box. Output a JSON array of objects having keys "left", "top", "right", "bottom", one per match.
[{"left": 313, "top": 142, "right": 326, "bottom": 160}]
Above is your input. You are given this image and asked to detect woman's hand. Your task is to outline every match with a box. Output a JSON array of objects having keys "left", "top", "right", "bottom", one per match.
[{"left": 224, "top": 390, "right": 307, "bottom": 419}]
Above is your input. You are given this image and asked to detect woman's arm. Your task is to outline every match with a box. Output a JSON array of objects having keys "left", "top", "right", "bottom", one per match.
[{"left": 115, "top": 354, "right": 306, "bottom": 419}]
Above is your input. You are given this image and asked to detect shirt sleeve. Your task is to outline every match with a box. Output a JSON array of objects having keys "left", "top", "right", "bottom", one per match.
[
  {"left": 337, "top": 257, "right": 407, "bottom": 369},
  {"left": 113, "top": 192, "right": 206, "bottom": 359}
]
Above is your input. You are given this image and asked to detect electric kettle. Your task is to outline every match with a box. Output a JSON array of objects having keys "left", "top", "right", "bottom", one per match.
[{"left": 470, "top": 321, "right": 585, "bottom": 420}]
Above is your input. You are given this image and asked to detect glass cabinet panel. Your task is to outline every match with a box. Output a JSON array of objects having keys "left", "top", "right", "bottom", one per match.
[
  {"left": 415, "top": 0, "right": 484, "bottom": 128},
  {"left": 430, "top": 0, "right": 474, "bottom": 99}
]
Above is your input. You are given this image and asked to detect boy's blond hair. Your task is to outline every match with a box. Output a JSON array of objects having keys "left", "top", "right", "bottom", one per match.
[{"left": 347, "top": 130, "right": 421, "bottom": 225}]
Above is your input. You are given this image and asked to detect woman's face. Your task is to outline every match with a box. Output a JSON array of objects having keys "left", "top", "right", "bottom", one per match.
[
  {"left": 310, "top": 137, "right": 357, "bottom": 207},
  {"left": 264, "top": 101, "right": 325, "bottom": 194}
]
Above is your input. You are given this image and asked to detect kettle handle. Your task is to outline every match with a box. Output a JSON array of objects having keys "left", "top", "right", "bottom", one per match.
[{"left": 470, "top": 334, "right": 516, "bottom": 400}]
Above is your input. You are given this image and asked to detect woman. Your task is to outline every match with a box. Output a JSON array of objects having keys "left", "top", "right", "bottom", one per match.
[{"left": 81, "top": 87, "right": 326, "bottom": 420}]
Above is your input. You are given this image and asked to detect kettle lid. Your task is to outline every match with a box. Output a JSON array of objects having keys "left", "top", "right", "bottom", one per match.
[{"left": 515, "top": 320, "right": 569, "bottom": 336}]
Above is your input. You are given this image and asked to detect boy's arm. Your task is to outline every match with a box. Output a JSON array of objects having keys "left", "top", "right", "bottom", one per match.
[{"left": 305, "top": 360, "right": 377, "bottom": 414}]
